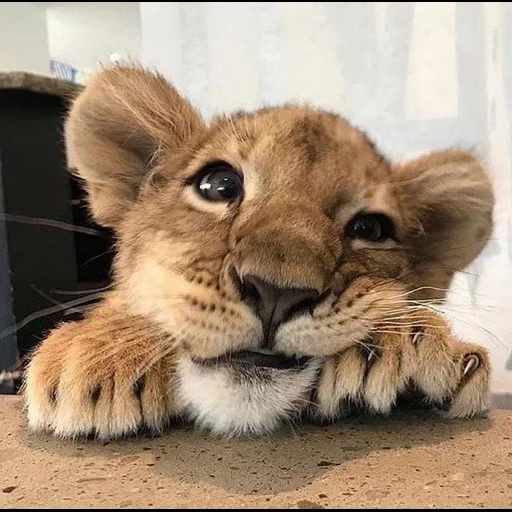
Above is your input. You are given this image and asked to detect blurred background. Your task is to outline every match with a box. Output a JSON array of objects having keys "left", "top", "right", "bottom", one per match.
[{"left": 0, "top": 2, "right": 511, "bottom": 401}]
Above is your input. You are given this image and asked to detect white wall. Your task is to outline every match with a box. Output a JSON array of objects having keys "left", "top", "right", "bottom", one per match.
[
  {"left": 46, "top": 2, "right": 141, "bottom": 79},
  {"left": 0, "top": 2, "right": 50, "bottom": 75},
  {"left": 140, "top": 2, "right": 512, "bottom": 394}
]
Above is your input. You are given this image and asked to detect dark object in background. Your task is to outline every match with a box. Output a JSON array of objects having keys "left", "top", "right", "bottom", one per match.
[{"left": 0, "top": 72, "right": 114, "bottom": 392}]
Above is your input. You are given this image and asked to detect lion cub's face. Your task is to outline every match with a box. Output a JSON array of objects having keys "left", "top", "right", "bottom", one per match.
[
  {"left": 65, "top": 66, "right": 493, "bottom": 434},
  {"left": 117, "top": 107, "right": 408, "bottom": 363}
]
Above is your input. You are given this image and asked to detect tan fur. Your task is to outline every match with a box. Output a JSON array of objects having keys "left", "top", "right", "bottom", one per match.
[{"left": 24, "top": 65, "right": 495, "bottom": 439}]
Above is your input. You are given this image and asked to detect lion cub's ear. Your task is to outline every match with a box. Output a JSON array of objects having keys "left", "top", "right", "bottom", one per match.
[
  {"left": 396, "top": 150, "right": 495, "bottom": 299},
  {"left": 64, "top": 65, "right": 205, "bottom": 228}
]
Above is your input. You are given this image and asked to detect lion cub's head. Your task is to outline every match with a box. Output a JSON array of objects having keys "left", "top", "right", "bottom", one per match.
[{"left": 65, "top": 66, "right": 494, "bottom": 434}]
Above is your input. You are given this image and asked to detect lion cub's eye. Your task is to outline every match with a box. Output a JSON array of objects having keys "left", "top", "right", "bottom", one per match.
[
  {"left": 346, "top": 213, "right": 395, "bottom": 242},
  {"left": 195, "top": 162, "right": 243, "bottom": 203}
]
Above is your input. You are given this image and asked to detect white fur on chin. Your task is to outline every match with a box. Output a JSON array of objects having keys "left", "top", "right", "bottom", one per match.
[{"left": 176, "top": 357, "right": 322, "bottom": 437}]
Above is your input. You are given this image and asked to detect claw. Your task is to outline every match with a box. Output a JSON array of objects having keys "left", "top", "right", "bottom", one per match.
[
  {"left": 463, "top": 354, "right": 480, "bottom": 377},
  {"left": 412, "top": 332, "right": 422, "bottom": 345},
  {"left": 411, "top": 327, "right": 423, "bottom": 345},
  {"left": 360, "top": 338, "right": 380, "bottom": 364},
  {"left": 367, "top": 349, "right": 377, "bottom": 363}
]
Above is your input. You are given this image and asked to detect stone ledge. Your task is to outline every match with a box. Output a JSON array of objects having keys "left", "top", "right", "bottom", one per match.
[{"left": 0, "top": 396, "right": 510, "bottom": 508}]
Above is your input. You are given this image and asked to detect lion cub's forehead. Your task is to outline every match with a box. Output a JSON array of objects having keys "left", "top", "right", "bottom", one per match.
[{"left": 198, "top": 107, "right": 392, "bottom": 197}]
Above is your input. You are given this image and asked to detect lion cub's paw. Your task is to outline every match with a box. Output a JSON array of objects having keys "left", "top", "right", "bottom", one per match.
[
  {"left": 410, "top": 315, "right": 491, "bottom": 419},
  {"left": 24, "top": 319, "right": 177, "bottom": 440},
  {"left": 316, "top": 310, "right": 491, "bottom": 419}
]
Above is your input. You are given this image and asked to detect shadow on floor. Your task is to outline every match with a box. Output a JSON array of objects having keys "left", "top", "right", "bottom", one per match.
[{"left": 19, "top": 405, "right": 494, "bottom": 496}]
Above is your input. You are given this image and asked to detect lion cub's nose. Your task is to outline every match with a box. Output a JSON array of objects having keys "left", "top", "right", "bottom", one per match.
[{"left": 237, "top": 273, "right": 319, "bottom": 347}]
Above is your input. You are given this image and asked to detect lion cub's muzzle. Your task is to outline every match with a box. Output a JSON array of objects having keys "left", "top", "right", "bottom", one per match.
[
  {"left": 191, "top": 269, "right": 326, "bottom": 370},
  {"left": 232, "top": 270, "right": 321, "bottom": 344}
]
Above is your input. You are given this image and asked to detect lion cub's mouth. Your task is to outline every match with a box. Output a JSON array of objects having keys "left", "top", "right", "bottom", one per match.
[{"left": 193, "top": 349, "right": 312, "bottom": 370}]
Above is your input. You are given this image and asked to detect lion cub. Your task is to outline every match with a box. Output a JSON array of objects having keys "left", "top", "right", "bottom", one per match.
[{"left": 25, "top": 66, "right": 494, "bottom": 439}]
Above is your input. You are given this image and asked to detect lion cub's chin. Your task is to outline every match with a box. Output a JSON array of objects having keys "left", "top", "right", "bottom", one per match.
[{"left": 176, "top": 354, "right": 322, "bottom": 437}]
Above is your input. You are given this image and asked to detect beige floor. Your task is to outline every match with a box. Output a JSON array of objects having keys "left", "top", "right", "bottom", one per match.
[{"left": 0, "top": 396, "right": 511, "bottom": 509}]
